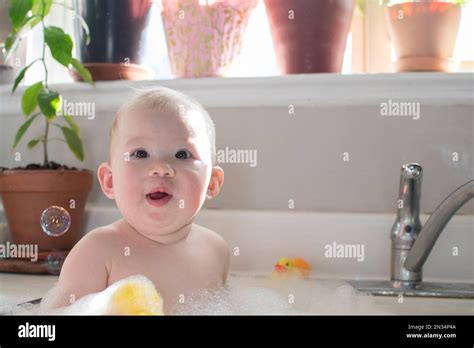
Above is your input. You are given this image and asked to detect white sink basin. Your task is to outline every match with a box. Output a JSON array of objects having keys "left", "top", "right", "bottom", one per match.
[{"left": 1, "top": 209, "right": 472, "bottom": 315}]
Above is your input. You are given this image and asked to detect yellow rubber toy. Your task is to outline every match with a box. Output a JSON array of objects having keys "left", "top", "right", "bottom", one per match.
[
  {"left": 273, "top": 257, "right": 311, "bottom": 279},
  {"left": 65, "top": 275, "right": 165, "bottom": 315},
  {"left": 108, "top": 278, "right": 164, "bottom": 315}
]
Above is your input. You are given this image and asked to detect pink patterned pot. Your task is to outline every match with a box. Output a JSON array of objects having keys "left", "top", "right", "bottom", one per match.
[{"left": 161, "top": 0, "right": 257, "bottom": 78}]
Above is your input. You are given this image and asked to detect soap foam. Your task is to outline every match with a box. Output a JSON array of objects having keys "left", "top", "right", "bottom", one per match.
[
  {"left": 3, "top": 274, "right": 387, "bottom": 315},
  {"left": 174, "top": 275, "right": 386, "bottom": 315}
]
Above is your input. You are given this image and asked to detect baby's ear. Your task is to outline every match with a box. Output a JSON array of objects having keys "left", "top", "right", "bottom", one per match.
[
  {"left": 206, "top": 166, "right": 224, "bottom": 199},
  {"left": 97, "top": 162, "right": 115, "bottom": 199}
]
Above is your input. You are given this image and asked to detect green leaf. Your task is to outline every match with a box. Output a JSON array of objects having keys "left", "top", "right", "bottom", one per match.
[
  {"left": 12, "top": 113, "right": 38, "bottom": 149},
  {"left": 4, "top": 32, "right": 15, "bottom": 52},
  {"left": 3, "top": 32, "right": 19, "bottom": 62},
  {"left": 38, "top": 89, "right": 60, "bottom": 119},
  {"left": 70, "top": 58, "right": 93, "bottom": 85},
  {"left": 44, "top": 26, "right": 73, "bottom": 67},
  {"left": 30, "top": 0, "right": 52, "bottom": 27},
  {"left": 61, "top": 126, "right": 84, "bottom": 161},
  {"left": 62, "top": 114, "right": 80, "bottom": 135},
  {"left": 11, "top": 59, "right": 41, "bottom": 94},
  {"left": 9, "top": 0, "right": 34, "bottom": 31},
  {"left": 27, "top": 138, "right": 41, "bottom": 149},
  {"left": 21, "top": 82, "right": 43, "bottom": 116},
  {"left": 11, "top": 64, "right": 28, "bottom": 94}
]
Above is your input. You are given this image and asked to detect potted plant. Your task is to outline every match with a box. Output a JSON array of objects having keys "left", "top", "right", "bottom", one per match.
[
  {"left": 384, "top": 0, "right": 464, "bottom": 72},
  {"left": 0, "top": 0, "right": 94, "bottom": 266},
  {"left": 160, "top": 0, "right": 258, "bottom": 78},
  {"left": 263, "top": 0, "right": 355, "bottom": 74},
  {"left": 72, "top": 0, "right": 154, "bottom": 81}
]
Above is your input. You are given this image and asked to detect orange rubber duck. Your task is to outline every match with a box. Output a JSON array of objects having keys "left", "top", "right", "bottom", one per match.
[{"left": 273, "top": 257, "right": 311, "bottom": 279}]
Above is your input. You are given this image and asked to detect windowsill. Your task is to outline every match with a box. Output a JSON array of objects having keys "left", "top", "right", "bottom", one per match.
[{"left": 0, "top": 72, "right": 472, "bottom": 115}]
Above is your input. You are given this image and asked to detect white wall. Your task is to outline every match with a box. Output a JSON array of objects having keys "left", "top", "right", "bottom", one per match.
[{"left": 0, "top": 73, "right": 473, "bottom": 214}]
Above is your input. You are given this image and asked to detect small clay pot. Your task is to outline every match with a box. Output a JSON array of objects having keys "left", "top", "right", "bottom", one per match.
[
  {"left": 69, "top": 62, "right": 155, "bottom": 81},
  {"left": 385, "top": 2, "right": 461, "bottom": 72},
  {"left": 0, "top": 170, "right": 93, "bottom": 252},
  {"left": 264, "top": 0, "right": 355, "bottom": 74}
]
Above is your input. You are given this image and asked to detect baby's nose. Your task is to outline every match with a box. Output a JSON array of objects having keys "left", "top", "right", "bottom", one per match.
[{"left": 148, "top": 161, "right": 175, "bottom": 177}]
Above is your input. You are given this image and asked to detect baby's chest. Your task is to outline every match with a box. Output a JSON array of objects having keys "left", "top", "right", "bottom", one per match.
[{"left": 109, "top": 245, "right": 223, "bottom": 292}]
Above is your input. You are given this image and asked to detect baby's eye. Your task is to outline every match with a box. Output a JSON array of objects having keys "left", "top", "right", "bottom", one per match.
[
  {"left": 130, "top": 149, "right": 149, "bottom": 159},
  {"left": 175, "top": 149, "right": 192, "bottom": 160}
]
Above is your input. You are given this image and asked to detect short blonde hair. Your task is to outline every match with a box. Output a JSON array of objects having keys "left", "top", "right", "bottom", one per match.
[{"left": 109, "top": 87, "right": 216, "bottom": 164}]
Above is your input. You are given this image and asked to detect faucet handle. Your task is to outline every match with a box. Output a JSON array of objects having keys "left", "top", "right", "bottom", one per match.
[
  {"left": 390, "top": 163, "right": 424, "bottom": 282},
  {"left": 401, "top": 163, "right": 422, "bottom": 179},
  {"left": 398, "top": 163, "right": 422, "bottom": 220},
  {"left": 391, "top": 163, "right": 423, "bottom": 248}
]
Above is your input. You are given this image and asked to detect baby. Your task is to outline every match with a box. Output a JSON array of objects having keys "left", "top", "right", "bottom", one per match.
[{"left": 48, "top": 87, "right": 229, "bottom": 314}]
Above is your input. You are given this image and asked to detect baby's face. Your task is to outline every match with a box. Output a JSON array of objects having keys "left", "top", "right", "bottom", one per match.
[{"left": 103, "top": 107, "right": 215, "bottom": 238}]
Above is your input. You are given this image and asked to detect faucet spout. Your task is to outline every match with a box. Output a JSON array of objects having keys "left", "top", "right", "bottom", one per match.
[{"left": 405, "top": 180, "right": 474, "bottom": 272}]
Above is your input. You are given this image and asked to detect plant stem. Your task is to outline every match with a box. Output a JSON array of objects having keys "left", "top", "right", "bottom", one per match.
[
  {"left": 40, "top": 0, "right": 49, "bottom": 166},
  {"left": 49, "top": 137, "right": 66, "bottom": 143},
  {"left": 43, "top": 118, "right": 49, "bottom": 166},
  {"left": 40, "top": 6, "right": 48, "bottom": 89}
]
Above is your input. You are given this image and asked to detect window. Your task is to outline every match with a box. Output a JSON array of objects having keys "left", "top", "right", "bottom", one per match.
[{"left": 19, "top": 0, "right": 474, "bottom": 85}]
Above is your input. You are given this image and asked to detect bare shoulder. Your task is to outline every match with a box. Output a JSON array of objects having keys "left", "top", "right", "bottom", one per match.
[
  {"left": 191, "top": 224, "right": 230, "bottom": 284},
  {"left": 78, "top": 224, "right": 117, "bottom": 244},
  {"left": 69, "top": 221, "right": 121, "bottom": 257},
  {"left": 191, "top": 223, "right": 229, "bottom": 251}
]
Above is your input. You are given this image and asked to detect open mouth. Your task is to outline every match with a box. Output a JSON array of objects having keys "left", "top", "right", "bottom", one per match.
[
  {"left": 146, "top": 191, "right": 170, "bottom": 200},
  {"left": 146, "top": 188, "right": 173, "bottom": 207}
]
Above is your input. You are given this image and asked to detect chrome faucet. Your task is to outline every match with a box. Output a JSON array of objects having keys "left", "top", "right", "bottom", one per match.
[
  {"left": 404, "top": 177, "right": 474, "bottom": 275},
  {"left": 390, "top": 163, "right": 423, "bottom": 283},
  {"left": 391, "top": 163, "right": 474, "bottom": 284},
  {"left": 350, "top": 163, "right": 474, "bottom": 298}
]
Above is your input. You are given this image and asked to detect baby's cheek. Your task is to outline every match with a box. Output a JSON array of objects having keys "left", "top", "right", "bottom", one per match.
[
  {"left": 114, "top": 170, "right": 142, "bottom": 205},
  {"left": 181, "top": 172, "right": 208, "bottom": 211}
]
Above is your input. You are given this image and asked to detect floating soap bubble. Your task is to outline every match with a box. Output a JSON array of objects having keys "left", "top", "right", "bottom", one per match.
[
  {"left": 40, "top": 206, "right": 71, "bottom": 237},
  {"left": 46, "top": 253, "right": 66, "bottom": 275}
]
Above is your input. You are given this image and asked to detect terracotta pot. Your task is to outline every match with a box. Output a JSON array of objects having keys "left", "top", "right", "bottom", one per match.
[
  {"left": 0, "top": 170, "right": 93, "bottom": 252},
  {"left": 264, "top": 0, "right": 355, "bottom": 74},
  {"left": 161, "top": 0, "right": 258, "bottom": 78},
  {"left": 69, "top": 63, "right": 155, "bottom": 81},
  {"left": 385, "top": 2, "right": 461, "bottom": 72}
]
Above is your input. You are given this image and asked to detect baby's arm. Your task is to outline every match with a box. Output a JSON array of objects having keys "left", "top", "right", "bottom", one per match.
[
  {"left": 215, "top": 233, "right": 230, "bottom": 286},
  {"left": 44, "top": 228, "right": 111, "bottom": 309},
  {"left": 222, "top": 245, "right": 230, "bottom": 286}
]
